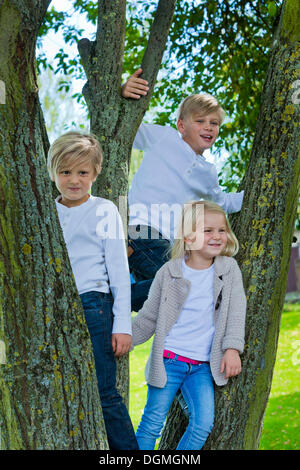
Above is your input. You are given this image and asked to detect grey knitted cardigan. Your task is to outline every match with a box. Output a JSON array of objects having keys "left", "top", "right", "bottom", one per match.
[{"left": 131, "top": 256, "right": 247, "bottom": 387}]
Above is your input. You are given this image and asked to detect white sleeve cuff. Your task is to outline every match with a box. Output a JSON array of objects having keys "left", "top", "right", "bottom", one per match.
[{"left": 112, "top": 315, "right": 132, "bottom": 336}]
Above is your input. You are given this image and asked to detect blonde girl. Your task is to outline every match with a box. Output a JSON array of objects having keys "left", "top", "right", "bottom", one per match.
[{"left": 131, "top": 200, "right": 246, "bottom": 450}]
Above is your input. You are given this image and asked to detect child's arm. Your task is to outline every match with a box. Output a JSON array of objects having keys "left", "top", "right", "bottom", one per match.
[
  {"left": 208, "top": 170, "right": 244, "bottom": 214},
  {"left": 121, "top": 68, "right": 149, "bottom": 99},
  {"left": 220, "top": 349, "right": 242, "bottom": 379},
  {"left": 101, "top": 203, "right": 133, "bottom": 355},
  {"left": 217, "top": 189, "right": 244, "bottom": 214},
  {"left": 220, "top": 261, "right": 247, "bottom": 378},
  {"left": 131, "top": 268, "right": 163, "bottom": 347},
  {"left": 122, "top": 68, "right": 170, "bottom": 151},
  {"left": 112, "top": 333, "right": 132, "bottom": 357},
  {"left": 222, "top": 261, "right": 247, "bottom": 353}
]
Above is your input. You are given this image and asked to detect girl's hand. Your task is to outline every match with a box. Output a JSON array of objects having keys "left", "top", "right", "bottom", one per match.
[
  {"left": 112, "top": 333, "right": 132, "bottom": 357},
  {"left": 121, "top": 68, "right": 149, "bottom": 99},
  {"left": 220, "top": 349, "right": 242, "bottom": 379}
]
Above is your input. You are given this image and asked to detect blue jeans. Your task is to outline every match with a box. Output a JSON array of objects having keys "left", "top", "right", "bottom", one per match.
[
  {"left": 129, "top": 225, "right": 170, "bottom": 311},
  {"left": 131, "top": 279, "right": 153, "bottom": 312},
  {"left": 80, "top": 291, "right": 138, "bottom": 450},
  {"left": 128, "top": 225, "right": 171, "bottom": 282},
  {"left": 136, "top": 357, "right": 214, "bottom": 450}
]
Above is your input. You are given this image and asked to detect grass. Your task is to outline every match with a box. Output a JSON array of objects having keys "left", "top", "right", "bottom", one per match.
[
  {"left": 129, "top": 305, "right": 300, "bottom": 450},
  {"left": 129, "top": 336, "right": 153, "bottom": 430},
  {"left": 259, "top": 304, "right": 300, "bottom": 450}
]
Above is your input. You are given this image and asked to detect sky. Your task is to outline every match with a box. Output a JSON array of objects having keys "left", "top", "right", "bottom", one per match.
[
  {"left": 40, "top": 0, "right": 93, "bottom": 97},
  {"left": 42, "top": 0, "right": 94, "bottom": 56},
  {"left": 40, "top": 0, "right": 227, "bottom": 169}
]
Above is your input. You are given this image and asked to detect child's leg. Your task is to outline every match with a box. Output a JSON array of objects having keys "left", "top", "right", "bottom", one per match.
[
  {"left": 128, "top": 225, "right": 170, "bottom": 282},
  {"left": 129, "top": 225, "right": 170, "bottom": 311},
  {"left": 136, "top": 358, "right": 187, "bottom": 450},
  {"left": 177, "top": 363, "right": 214, "bottom": 450},
  {"left": 131, "top": 278, "right": 153, "bottom": 312},
  {"left": 80, "top": 291, "right": 138, "bottom": 450}
]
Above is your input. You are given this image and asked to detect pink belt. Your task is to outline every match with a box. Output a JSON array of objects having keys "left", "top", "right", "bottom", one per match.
[{"left": 163, "top": 349, "right": 209, "bottom": 365}]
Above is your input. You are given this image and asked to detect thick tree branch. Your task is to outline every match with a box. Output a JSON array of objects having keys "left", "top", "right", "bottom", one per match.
[
  {"left": 78, "top": 1, "right": 127, "bottom": 110},
  {"left": 78, "top": 38, "right": 94, "bottom": 81},
  {"left": 16, "top": 0, "right": 52, "bottom": 31},
  {"left": 160, "top": 0, "right": 300, "bottom": 450},
  {"left": 129, "top": 0, "right": 178, "bottom": 119},
  {"left": 0, "top": 0, "right": 107, "bottom": 449},
  {"left": 96, "top": 0, "right": 126, "bottom": 87},
  {"left": 278, "top": 0, "right": 300, "bottom": 42},
  {"left": 39, "top": 0, "right": 52, "bottom": 22}
]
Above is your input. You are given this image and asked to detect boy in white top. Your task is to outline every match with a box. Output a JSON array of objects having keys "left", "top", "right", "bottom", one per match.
[
  {"left": 47, "top": 132, "right": 138, "bottom": 450},
  {"left": 122, "top": 69, "right": 244, "bottom": 299}
]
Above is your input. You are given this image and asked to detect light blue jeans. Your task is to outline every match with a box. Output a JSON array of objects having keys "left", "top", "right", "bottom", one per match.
[{"left": 136, "top": 357, "right": 215, "bottom": 450}]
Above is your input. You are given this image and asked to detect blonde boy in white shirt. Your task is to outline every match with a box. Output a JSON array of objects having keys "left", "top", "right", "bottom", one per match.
[
  {"left": 47, "top": 132, "right": 138, "bottom": 450},
  {"left": 122, "top": 70, "right": 244, "bottom": 300}
]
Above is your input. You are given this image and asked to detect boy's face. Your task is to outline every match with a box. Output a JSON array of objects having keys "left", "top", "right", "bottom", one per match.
[
  {"left": 177, "top": 112, "right": 220, "bottom": 155},
  {"left": 52, "top": 158, "right": 97, "bottom": 207}
]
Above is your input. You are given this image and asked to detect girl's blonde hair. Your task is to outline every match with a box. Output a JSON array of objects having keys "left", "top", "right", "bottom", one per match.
[
  {"left": 177, "top": 93, "right": 226, "bottom": 124},
  {"left": 47, "top": 131, "right": 103, "bottom": 180},
  {"left": 171, "top": 200, "right": 239, "bottom": 259}
]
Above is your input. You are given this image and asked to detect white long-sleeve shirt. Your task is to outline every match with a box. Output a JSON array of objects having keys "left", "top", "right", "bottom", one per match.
[
  {"left": 129, "top": 123, "right": 244, "bottom": 240},
  {"left": 164, "top": 260, "right": 215, "bottom": 361},
  {"left": 55, "top": 195, "right": 131, "bottom": 335}
]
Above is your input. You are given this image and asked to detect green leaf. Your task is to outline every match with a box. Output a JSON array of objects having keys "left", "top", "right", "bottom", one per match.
[{"left": 268, "top": 1, "right": 277, "bottom": 17}]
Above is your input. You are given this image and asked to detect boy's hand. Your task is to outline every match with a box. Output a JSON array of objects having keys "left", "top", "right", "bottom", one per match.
[
  {"left": 121, "top": 68, "right": 149, "bottom": 99},
  {"left": 220, "top": 349, "right": 242, "bottom": 379},
  {"left": 112, "top": 333, "right": 132, "bottom": 357}
]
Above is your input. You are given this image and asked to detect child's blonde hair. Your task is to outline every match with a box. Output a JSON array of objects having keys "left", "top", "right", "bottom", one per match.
[
  {"left": 47, "top": 131, "right": 103, "bottom": 180},
  {"left": 171, "top": 200, "right": 239, "bottom": 259},
  {"left": 177, "top": 93, "right": 226, "bottom": 124}
]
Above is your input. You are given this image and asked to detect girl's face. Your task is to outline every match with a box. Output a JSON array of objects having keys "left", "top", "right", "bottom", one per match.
[{"left": 185, "top": 211, "right": 228, "bottom": 260}]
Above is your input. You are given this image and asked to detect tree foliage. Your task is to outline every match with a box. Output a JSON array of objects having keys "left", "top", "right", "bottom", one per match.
[
  {"left": 151, "top": 0, "right": 283, "bottom": 190},
  {"left": 159, "top": 0, "right": 300, "bottom": 448},
  {"left": 0, "top": 0, "right": 299, "bottom": 451},
  {"left": 37, "top": 0, "right": 283, "bottom": 191},
  {"left": 0, "top": 0, "right": 107, "bottom": 449}
]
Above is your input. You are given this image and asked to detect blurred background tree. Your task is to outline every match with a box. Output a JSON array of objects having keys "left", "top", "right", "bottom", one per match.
[
  {"left": 39, "top": 1, "right": 300, "bottom": 225},
  {"left": 37, "top": 0, "right": 282, "bottom": 186}
]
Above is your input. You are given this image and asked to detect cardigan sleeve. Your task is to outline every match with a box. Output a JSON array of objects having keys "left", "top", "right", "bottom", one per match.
[
  {"left": 131, "top": 268, "right": 163, "bottom": 347},
  {"left": 222, "top": 261, "right": 247, "bottom": 353}
]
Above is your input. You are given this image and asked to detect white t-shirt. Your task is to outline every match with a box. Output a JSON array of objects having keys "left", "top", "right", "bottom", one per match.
[
  {"left": 55, "top": 195, "right": 131, "bottom": 335},
  {"left": 164, "top": 259, "right": 215, "bottom": 361},
  {"left": 129, "top": 123, "right": 244, "bottom": 240}
]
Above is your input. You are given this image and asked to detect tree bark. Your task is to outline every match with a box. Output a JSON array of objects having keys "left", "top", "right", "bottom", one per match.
[
  {"left": 78, "top": 0, "right": 178, "bottom": 408},
  {"left": 0, "top": 0, "right": 107, "bottom": 449},
  {"left": 2, "top": 0, "right": 296, "bottom": 451},
  {"left": 159, "top": 0, "right": 300, "bottom": 450},
  {"left": 79, "top": 0, "right": 178, "bottom": 202}
]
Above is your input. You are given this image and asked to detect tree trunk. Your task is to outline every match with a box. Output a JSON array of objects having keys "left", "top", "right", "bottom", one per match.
[
  {"left": 0, "top": 0, "right": 107, "bottom": 449},
  {"left": 159, "top": 0, "right": 300, "bottom": 449},
  {"left": 78, "top": 0, "right": 178, "bottom": 408}
]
